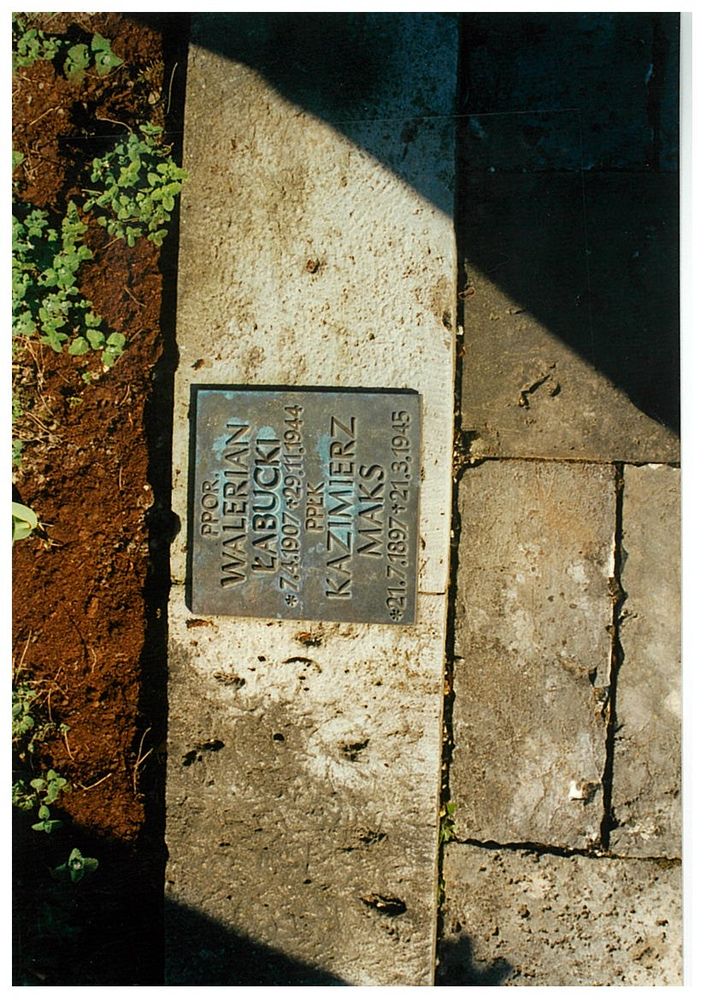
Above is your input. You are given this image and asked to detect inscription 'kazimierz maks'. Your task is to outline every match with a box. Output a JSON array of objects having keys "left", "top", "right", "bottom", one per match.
[{"left": 188, "top": 387, "right": 421, "bottom": 624}]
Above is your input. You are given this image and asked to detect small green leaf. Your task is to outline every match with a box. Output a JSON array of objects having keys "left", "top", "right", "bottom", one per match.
[
  {"left": 55, "top": 848, "right": 100, "bottom": 883},
  {"left": 68, "top": 337, "right": 89, "bottom": 356},
  {"left": 33, "top": 818, "right": 63, "bottom": 834},
  {"left": 64, "top": 43, "right": 90, "bottom": 82},
  {"left": 12, "top": 501, "right": 38, "bottom": 542},
  {"left": 91, "top": 32, "right": 110, "bottom": 51},
  {"left": 95, "top": 50, "right": 122, "bottom": 74},
  {"left": 86, "top": 328, "right": 105, "bottom": 350}
]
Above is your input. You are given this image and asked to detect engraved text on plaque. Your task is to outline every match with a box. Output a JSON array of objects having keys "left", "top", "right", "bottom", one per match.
[{"left": 188, "top": 387, "right": 421, "bottom": 624}]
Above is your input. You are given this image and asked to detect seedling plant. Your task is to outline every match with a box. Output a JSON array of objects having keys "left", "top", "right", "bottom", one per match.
[
  {"left": 83, "top": 123, "right": 188, "bottom": 247},
  {"left": 439, "top": 801, "right": 458, "bottom": 844},
  {"left": 53, "top": 848, "right": 99, "bottom": 884},
  {"left": 12, "top": 15, "right": 123, "bottom": 80},
  {"left": 12, "top": 681, "right": 68, "bottom": 834},
  {"left": 12, "top": 199, "right": 127, "bottom": 367}
]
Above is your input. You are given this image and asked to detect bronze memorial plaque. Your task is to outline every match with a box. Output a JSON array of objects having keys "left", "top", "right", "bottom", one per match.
[{"left": 188, "top": 386, "right": 421, "bottom": 624}]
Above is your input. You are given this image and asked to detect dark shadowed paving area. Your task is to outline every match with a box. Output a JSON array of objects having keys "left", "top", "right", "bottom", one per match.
[
  {"left": 442, "top": 13, "right": 681, "bottom": 986},
  {"left": 458, "top": 12, "right": 679, "bottom": 460}
]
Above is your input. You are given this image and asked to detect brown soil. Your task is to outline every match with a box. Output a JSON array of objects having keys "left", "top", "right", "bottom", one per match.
[{"left": 12, "top": 13, "right": 188, "bottom": 985}]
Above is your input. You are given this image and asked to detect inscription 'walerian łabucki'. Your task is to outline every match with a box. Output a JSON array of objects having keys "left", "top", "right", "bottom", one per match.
[{"left": 188, "top": 387, "right": 421, "bottom": 624}]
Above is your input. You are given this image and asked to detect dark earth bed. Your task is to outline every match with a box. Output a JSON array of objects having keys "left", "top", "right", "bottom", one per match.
[{"left": 12, "top": 13, "right": 189, "bottom": 985}]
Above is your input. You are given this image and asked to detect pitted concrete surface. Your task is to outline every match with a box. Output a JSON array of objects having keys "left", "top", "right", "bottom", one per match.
[
  {"left": 611, "top": 465, "right": 681, "bottom": 858},
  {"left": 451, "top": 460, "right": 616, "bottom": 849},
  {"left": 166, "top": 13, "right": 456, "bottom": 986},
  {"left": 439, "top": 844, "right": 682, "bottom": 986}
]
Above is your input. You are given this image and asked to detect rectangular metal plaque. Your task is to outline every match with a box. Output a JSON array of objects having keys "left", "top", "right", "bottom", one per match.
[{"left": 188, "top": 387, "right": 421, "bottom": 624}]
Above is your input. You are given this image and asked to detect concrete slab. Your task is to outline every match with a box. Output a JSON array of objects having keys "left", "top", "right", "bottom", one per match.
[
  {"left": 611, "top": 464, "right": 681, "bottom": 857},
  {"left": 166, "top": 594, "right": 447, "bottom": 986},
  {"left": 438, "top": 843, "right": 682, "bottom": 986},
  {"left": 166, "top": 14, "right": 456, "bottom": 985},
  {"left": 451, "top": 460, "right": 616, "bottom": 849},
  {"left": 459, "top": 170, "right": 679, "bottom": 462},
  {"left": 460, "top": 13, "right": 679, "bottom": 173},
  {"left": 457, "top": 12, "right": 680, "bottom": 462}
]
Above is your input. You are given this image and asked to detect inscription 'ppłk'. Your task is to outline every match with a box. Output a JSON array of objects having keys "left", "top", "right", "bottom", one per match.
[{"left": 188, "top": 387, "right": 421, "bottom": 624}]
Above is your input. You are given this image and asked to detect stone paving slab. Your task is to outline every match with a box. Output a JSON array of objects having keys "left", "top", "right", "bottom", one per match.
[
  {"left": 611, "top": 464, "right": 681, "bottom": 858},
  {"left": 438, "top": 843, "right": 682, "bottom": 986},
  {"left": 459, "top": 171, "right": 679, "bottom": 462},
  {"left": 451, "top": 460, "right": 616, "bottom": 849},
  {"left": 460, "top": 13, "right": 679, "bottom": 173},
  {"left": 457, "top": 13, "right": 679, "bottom": 462},
  {"left": 166, "top": 14, "right": 456, "bottom": 985}
]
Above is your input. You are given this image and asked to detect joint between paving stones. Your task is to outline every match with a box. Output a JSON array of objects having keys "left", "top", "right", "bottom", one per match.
[
  {"left": 434, "top": 36, "right": 469, "bottom": 976},
  {"left": 599, "top": 462, "right": 627, "bottom": 850},
  {"left": 456, "top": 449, "right": 664, "bottom": 469}
]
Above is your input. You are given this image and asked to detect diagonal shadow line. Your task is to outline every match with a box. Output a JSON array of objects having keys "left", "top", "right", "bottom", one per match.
[
  {"left": 13, "top": 805, "right": 348, "bottom": 986},
  {"left": 164, "top": 897, "right": 349, "bottom": 986},
  {"left": 455, "top": 12, "right": 680, "bottom": 435},
  {"left": 144, "top": 11, "right": 679, "bottom": 434}
]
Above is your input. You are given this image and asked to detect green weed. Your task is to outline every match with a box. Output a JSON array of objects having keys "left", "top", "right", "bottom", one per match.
[
  {"left": 30, "top": 771, "right": 69, "bottom": 833},
  {"left": 53, "top": 848, "right": 99, "bottom": 884},
  {"left": 63, "top": 42, "right": 91, "bottom": 83},
  {"left": 89, "top": 32, "right": 123, "bottom": 76},
  {"left": 12, "top": 502, "right": 38, "bottom": 543},
  {"left": 12, "top": 682, "right": 68, "bottom": 833},
  {"left": 12, "top": 201, "right": 124, "bottom": 367},
  {"left": 439, "top": 801, "right": 458, "bottom": 844},
  {"left": 13, "top": 16, "right": 122, "bottom": 80},
  {"left": 83, "top": 123, "right": 187, "bottom": 247},
  {"left": 12, "top": 16, "right": 62, "bottom": 71},
  {"left": 12, "top": 682, "right": 46, "bottom": 749},
  {"left": 63, "top": 34, "right": 122, "bottom": 83}
]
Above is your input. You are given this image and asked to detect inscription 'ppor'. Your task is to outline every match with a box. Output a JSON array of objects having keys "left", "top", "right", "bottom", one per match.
[{"left": 188, "top": 387, "right": 421, "bottom": 624}]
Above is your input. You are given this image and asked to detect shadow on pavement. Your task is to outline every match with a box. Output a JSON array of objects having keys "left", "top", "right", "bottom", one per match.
[
  {"left": 457, "top": 13, "right": 680, "bottom": 434},
  {"left": 436, "top": 931, "right": 514, "bottom": 986},
  {"left": 164, "top": 897, "right": 349, "bottom": 985},
  {"left": 167, "top": 12, "right": 680, "bottom": 434}
]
